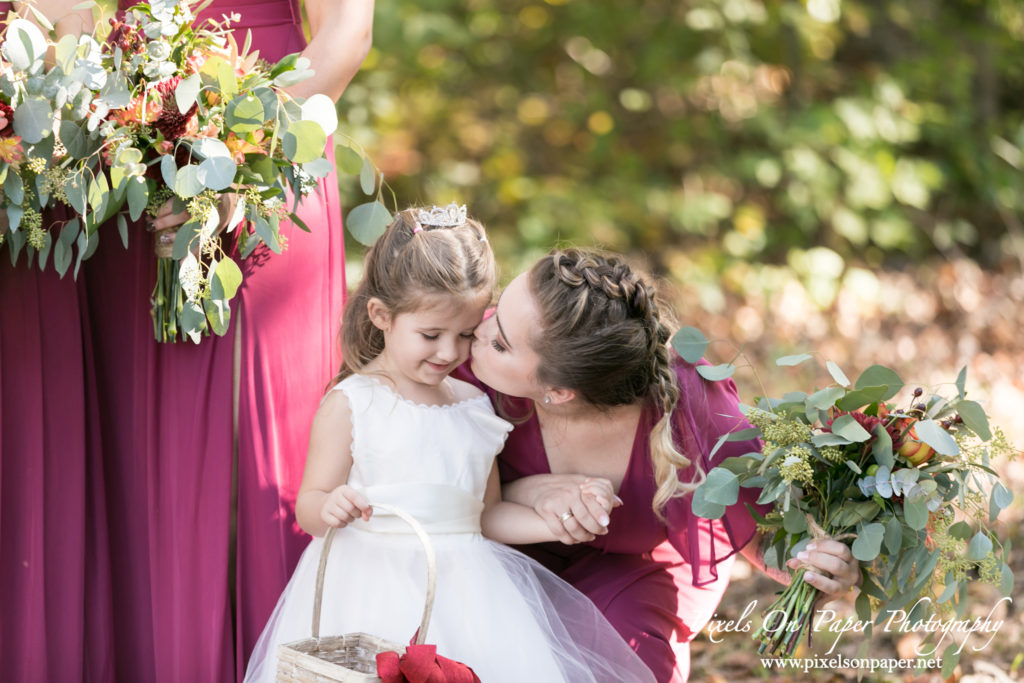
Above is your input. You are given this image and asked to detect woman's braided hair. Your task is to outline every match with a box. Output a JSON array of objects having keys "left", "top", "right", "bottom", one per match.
[{"left": 528, "top": 248, "right": 701, "bottom": 514}]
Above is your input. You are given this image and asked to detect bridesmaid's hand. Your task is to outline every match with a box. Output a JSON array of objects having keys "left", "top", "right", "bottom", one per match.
[
  {"left": 149, "top": 193, "right": 239, "bottom": 257},
  {"left": 320, "top": 484, "right": 372, "bottom": 529},
  {"left": 786, "top": 539, "right": 861, "bottom": 608},
  {"left": 529, "top": 475, "right": 620, "bottom": 545}
]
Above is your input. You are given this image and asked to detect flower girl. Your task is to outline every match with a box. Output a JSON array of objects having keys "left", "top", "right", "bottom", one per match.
[{"left": 244, "top": 205, "right": 654, "bottom": 682}]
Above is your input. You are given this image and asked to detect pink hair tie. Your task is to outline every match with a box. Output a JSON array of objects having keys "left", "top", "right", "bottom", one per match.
[{"left": 412, "top": 224, "right": 424, "bottom": 234}]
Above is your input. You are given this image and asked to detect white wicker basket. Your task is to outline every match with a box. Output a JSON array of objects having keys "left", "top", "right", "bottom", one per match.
[{"left": 276, "top": 504, "right": 437, "bottom": 682}]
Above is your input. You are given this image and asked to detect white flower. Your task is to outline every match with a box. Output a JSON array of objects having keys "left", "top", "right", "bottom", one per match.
[
  {"left": 146, "top": 40, "right": 171, "bottom": 61},
  {"left": 176, "top": 1, "right": 195, "bottom": 24}
]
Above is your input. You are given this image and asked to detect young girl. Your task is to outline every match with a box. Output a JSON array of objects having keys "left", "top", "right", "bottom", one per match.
[{"left": 243, "top": 206, "right": 655, "bottom": 683}]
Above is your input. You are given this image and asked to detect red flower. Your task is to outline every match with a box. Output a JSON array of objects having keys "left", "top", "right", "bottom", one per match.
[
  {"left": 156, "top": 102, "right": 198, "bottom": 140},
  {"left": 105, "top": 18, "right": 145, "bottom": 56},
  {"left": 828, "top": 404, "right": 906, "bottom": 447},
  {"left": 827, "top": 410, "right": 882, "bottom": 435},
  {"left": 0, "top": 101, "right": 14, "bottom": 138},
  {"left": 152, "top": 77, "right": 198, "bottom": 141}
]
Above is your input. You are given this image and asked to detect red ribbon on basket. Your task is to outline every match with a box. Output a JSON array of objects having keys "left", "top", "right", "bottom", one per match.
[{"left": 376, "top": 644, "right": 481, "bottom": 683}]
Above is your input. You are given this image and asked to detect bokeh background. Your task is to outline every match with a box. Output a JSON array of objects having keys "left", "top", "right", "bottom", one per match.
[{"left": 330, "top": 1, "right": 1024, "bottom": 680}]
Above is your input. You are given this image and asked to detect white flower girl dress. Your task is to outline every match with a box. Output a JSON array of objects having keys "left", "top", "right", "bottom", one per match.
[{"left": 244, "top": 374, "right": 655, "bottom": 683}]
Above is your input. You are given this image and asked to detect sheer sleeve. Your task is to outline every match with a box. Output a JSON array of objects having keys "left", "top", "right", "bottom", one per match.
[{"left": 663, "top": 358, "right": 769, "bottom": 586}]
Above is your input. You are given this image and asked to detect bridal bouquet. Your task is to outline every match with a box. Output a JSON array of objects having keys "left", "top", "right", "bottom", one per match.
[
  {"left": 1, "top": 1, "right": 389, "bottom": 342},
  {"left": 677, "top": 328, "right": 1017, "bottom": 671}
]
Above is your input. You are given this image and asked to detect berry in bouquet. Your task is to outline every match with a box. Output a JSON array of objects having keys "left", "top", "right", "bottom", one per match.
[{"left": 674, "top": 327, "right": 1018, "bottom": 672}]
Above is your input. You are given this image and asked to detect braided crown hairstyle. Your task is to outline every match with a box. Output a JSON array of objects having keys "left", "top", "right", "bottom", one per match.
[
  {"left": 331, "top": 207, "right": 494, "bottom": 386},
  {"left": 528, "top": 248, "right": 700, "bottom": 514}
]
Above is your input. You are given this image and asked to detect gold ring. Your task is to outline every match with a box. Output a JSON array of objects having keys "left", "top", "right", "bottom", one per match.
[{"left": 559, "top": 511, "right": 574, "bottom": 522}]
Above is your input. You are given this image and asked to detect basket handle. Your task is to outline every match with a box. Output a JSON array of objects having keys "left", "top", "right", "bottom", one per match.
[{"left": 312, "top": 503, "right": 437, "bottom": 646}]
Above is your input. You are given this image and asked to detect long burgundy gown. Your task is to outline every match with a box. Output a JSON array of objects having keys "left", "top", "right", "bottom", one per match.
[
  {"left": 0, "top": 206, "right": 114, "bottom": 678},
  {"left": 457, "top": 359, "right": 766, "bottom": 683},
  {"left": 84, "top": 2, "right": 346, "bottom": 680}
]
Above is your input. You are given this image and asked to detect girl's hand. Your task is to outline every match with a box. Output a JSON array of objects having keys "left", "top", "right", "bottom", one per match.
[
  {"left": 320, "top": 484, "right": 372, "bottom": 529},
  {"left": 149, "top": 193, "right": 239, "bottom": 257},
  {"left": 529, "top": 475, "right": 620, "bottom": 544},
  {"left": 786, "top": 539, "right": 861, "bottom": 607}
]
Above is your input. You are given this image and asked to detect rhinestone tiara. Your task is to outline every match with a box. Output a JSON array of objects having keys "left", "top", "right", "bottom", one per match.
[{"left": 416, "top": 203, "right": 467, "bottom": 228}]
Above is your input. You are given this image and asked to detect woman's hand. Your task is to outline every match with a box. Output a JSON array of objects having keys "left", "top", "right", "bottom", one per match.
[
  {"left": 508, "top": 474, "right": 620, "bottom": 545},
  {"left": 320, "top": 484, "right": 372, "bottom": 529},
  {"left": 786, "top": 539, "right": 861, "bottom": 608},
  {"left": 149, "top": 193, "right": 239, "bottom": 257}
]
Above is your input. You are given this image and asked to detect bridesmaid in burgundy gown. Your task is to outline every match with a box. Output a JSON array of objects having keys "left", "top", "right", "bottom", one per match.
[
  {"left": 460, "top": 248, "right": 861, "bottom": 682},
  {"left": 83, "top": 1, "right": 373, "bottom": 680},
  {"left": 0, "top": 4, "right": 113, "bottom": 682}
]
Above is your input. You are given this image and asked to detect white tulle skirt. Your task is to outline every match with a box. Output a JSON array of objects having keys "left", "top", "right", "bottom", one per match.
[{"left": 244, "top": 527, "right": 654, "bottom": 683}]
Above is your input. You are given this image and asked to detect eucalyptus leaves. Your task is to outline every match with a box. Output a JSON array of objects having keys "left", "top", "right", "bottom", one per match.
[{"left": 676, "top": 327, "right": 1016, "bottom": 672}]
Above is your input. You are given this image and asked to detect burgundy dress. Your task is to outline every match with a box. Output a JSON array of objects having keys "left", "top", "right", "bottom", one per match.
[
  {"left": 0, "top": 207, "right": 114, "bottom": 679},
  {"left": 83, "top": 2, "right": 346, "bottom": 680},
  {"left": 457, "top": 359, "right": 765, "bottom": 683}
]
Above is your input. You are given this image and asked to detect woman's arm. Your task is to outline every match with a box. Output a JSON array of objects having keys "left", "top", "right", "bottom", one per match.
[
  {"left": 501, "top": 473, "right": 616, "bottom": 543},
  {"left": 16, "top": 0, "right": 93, "bottom": 36},
  {"left": 289, "top": 0, "right": 375, "bottom": 101},
  {"left": 295, "top": 390, "right": 371, "bottom": 537},
  {"left": 739, "top": 532, "right": 796, "bottom": 585},
  {"left": 481, "top": 465, "right": 561, "bottom": 544}
]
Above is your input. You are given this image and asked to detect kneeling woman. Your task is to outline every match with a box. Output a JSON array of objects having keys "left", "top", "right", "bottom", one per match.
[{"left": 460, "top": 248, "right": 859, "bottom": 682}]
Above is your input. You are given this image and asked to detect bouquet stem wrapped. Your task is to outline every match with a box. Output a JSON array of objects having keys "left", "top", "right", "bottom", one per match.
[
  {"left": 152, "top": 253, "right": 184, "bottom": 341},
  {"left": 754, "top": 567, "right": 817, "bottom": 656}
]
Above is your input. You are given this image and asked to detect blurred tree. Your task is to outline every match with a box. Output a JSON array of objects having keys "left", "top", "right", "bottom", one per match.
[{"left": 337, "top": 0, "right": 1024, "bottom": 281}]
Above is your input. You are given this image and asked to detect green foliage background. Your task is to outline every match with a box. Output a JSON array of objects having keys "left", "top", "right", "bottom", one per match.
[
  {"left": 339, "top": 18, "right": 1024, "bottom": 677},
  {"left": 339, "top": 0, "right": 1024, "bottom": 290}
]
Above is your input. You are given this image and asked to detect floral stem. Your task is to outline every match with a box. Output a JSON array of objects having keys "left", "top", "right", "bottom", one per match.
[{"left": 753, "top": 570, "right": 821, "bottom": 658}]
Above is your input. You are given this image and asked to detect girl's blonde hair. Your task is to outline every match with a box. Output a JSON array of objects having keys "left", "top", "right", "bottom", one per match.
[
  {"left": 528, "top": 248, "right": 701, "bottom": 516},
  {"left": 331, "top": 207, "right": 494, "bottom": 386}
]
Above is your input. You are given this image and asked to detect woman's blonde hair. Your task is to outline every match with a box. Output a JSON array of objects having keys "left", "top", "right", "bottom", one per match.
[
  {"left": 330, "top": 207, "right": 494, "bottom": 386},
  {"left": 528, "top": 248, "right": 701, "bottom": 515}
]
